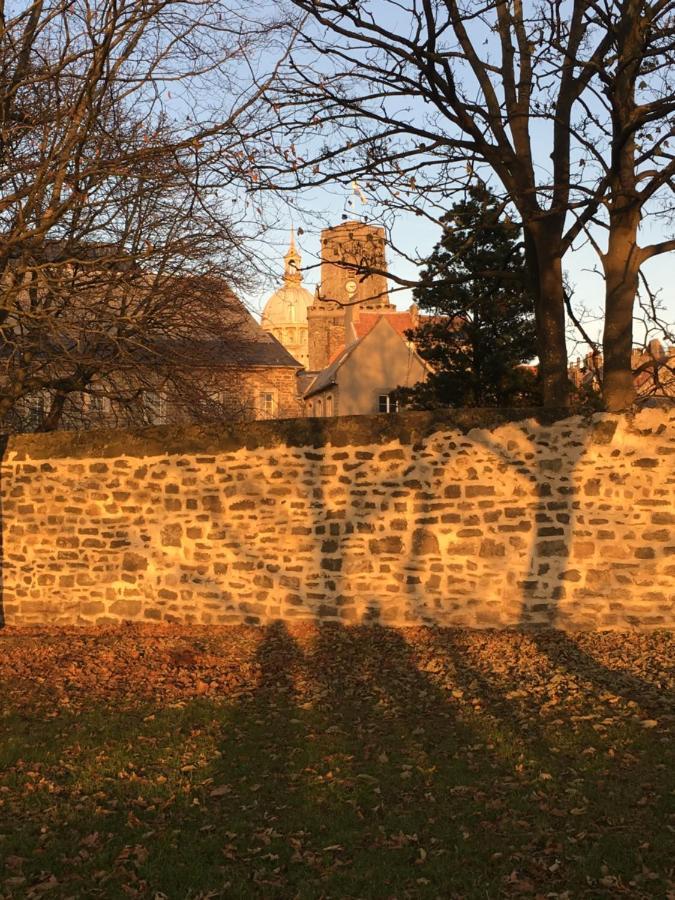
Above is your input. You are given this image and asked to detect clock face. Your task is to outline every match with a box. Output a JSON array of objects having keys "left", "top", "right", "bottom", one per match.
[{"left": 345, "top": 279, "right": 358, "bottom": 295}]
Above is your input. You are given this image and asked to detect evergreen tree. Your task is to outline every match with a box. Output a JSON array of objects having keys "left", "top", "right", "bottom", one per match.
[{"left": 399, "top": 187, "right": 540, "bottom": 408}]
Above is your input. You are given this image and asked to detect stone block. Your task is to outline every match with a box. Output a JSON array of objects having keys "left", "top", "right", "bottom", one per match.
[
  {"left": 369, "top": 536, "right": 403, "bottom": 554},
  {"left": 479, "top": 539, "right": 506, "bottom": 558},
  {"left": 465, "top": 484, "right": 495, "bottom": 497},
  {"left": 123, "top": 551, "right": 147, "bottom": 572},
  {"left": 380, "top": 449, "right": 405, "bottom": 461},
  {"left": 161, "top": 523, "right": 182, "bottom": 546},
  {"left": 412, "top": 529, "right": 440, "bottom": 556},
  {"left": 80, "top": 601, "right": 106, "bottom": 616},
  {"left": 109, "top": 599, "right": 142, "bottom": 618}
]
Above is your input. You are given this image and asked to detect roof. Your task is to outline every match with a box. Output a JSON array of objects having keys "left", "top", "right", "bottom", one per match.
[
  {"left": 260, "top": 230, "right": 314, "bottom": 329},
  {"left": 261, "top": 283, "right": 313, "bottom": 329},
  {"left": 169, "top": 293, "right": 303, "bottom": 368},
  {"left": 304, "top": 315, "right": 425, "bottom": 399},
  {"left": 5, "top": 280, "right": 304, "bottom": 371},
  {"left": 355, "top": 310, "right": 416, "bottom": 340},
  {"left": 182, "top": 332, "right": 302, "bottom": 368}
]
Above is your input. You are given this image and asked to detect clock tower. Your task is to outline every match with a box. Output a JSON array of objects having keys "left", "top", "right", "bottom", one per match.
[{"left": 307, "top": 220, "right": 394, "bottom": 370}]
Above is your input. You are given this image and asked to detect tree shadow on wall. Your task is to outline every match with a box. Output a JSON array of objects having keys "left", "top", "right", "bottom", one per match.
[
  {"left": 200, "top": 412, "right": 667, "bottom": 719},
  {"left": 517, "top": 418, "right": 671, "bottom": 712},
  {"left": 474, "top": 415, "right": 669, "bottom": 711},
  {"left": 0, "top": 434, "right": 8, "bottom": 627}
]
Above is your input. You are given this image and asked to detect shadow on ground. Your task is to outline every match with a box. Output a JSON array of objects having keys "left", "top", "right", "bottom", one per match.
[{"left": 0, "top": 622, "right": 672, "bottom": 898}]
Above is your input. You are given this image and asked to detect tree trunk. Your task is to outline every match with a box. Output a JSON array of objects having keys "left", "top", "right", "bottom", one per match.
[
  {"left": 523, "top": 224, "right": 570, "bottom": 408},
  {"left": 601, "top": 210, "right": 641, "bottom": 411},
  {"left": 36, "top": 390, "right": 68, "bottom": 432},
  {"left": 600, "top": 0, "right": 643, "bottom": 412}
]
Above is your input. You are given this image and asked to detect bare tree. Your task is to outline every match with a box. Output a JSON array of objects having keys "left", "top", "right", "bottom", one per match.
[
  {"left": 584, "top": 1, "right": 675, "bottom": 408},
  {"left": 265, "top": 0, "right": 674, "bottom": 409},
  {"left": 0, "top": 0, "right": 289, "bottom": 430}
]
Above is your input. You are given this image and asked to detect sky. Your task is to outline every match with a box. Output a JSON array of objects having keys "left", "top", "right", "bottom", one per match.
[
  {"left": 246, "top": 186, "right": 675, "bottom": 358},
  {"left": 242, "top": 0, "right": 675, "bottom": 357}
]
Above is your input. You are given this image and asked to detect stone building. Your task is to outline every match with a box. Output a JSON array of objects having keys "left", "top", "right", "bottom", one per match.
[
  {"left": 304, "top": 221, "right": 428, "bottom": 415},
  {"left": 124, "top": 291, "right": 305, "bottom": 424},
  {"left": 260, "top": 230, "right": 312, "bottom": 368},
  {"left": 13, "top": 285, "right": 304, "bottom": 432},
  {"left": 262, "top": 219, "right": 429, "bottom": 417},
  {"left": 307, "top": 220, "right": 394, "bottom": 371}
]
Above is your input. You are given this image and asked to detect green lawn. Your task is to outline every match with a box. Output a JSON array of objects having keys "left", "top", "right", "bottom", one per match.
[{"left": 0, "top": 625, "right": 673, "bottom": 899}]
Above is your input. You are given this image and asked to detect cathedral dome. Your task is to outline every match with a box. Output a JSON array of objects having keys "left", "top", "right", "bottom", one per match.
[
  {"left": 260, "top": 229, "right": 311, "bottom": 368},
  {"left": 261, "top": 282, "right": 313, "bottom": 329}
]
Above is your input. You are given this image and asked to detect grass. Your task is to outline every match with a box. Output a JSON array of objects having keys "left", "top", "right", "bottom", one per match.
[{"left": 0, "top": 624, "right": 673, "bottom": 898}]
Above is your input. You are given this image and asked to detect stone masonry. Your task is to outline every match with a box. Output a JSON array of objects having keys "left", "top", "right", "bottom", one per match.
[{"left": 1, "top": 407, "right": 673, "bottom": 629}]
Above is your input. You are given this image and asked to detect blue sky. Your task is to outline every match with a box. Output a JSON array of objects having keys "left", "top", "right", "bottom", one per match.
[
  {"left": 228, "top": 1, "right": 675, "bottom": 354},
  {"left": 246, "top": 187, "right": 674, "bottom": 357}
]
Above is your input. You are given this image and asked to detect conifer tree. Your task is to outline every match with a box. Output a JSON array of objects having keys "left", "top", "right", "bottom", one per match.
[{"left": 399, "top": 187, "right": 539, "bottom": 408}]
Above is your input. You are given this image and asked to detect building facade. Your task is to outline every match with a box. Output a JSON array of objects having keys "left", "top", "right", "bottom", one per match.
[
  {"left": 260, "top": 219, "right": 429, "bottom": 419},
  {"left": 260, "top": 230, "right": 312, "bottom": 368},
  {"left": 303, "top": 316, "right": 428, "bottom": 417}
]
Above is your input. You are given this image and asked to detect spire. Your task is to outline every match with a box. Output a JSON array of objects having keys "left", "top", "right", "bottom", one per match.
[{"left": 283, "top": 226, "right": 302, "bottom": 284}]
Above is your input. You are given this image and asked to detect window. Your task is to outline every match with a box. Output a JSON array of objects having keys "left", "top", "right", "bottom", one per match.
[
  {"left": 316, "top": 398, "right": 323, "bottom": 417},
  {"left": 378, "top": 393, "right": 399, "bottom": 414},
  {"left": 25, "top": 390, "right": 47, "bottom": 429},
  {"left": 86, "top": 391, "right": 111, "bottom": 419},
  {"left": 144, "top": 391, "right": 167, "bottom": 425},
  {"left": 259, "top": 390, "right": 277, "bottom": 420},
  {"left": 325, "top": 394, "right": 333, "bottom": 417}
]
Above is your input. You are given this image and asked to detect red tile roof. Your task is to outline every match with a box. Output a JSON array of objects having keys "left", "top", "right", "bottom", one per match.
[{"left": 355, "top": 311, "right": 416, "bottom": 340}]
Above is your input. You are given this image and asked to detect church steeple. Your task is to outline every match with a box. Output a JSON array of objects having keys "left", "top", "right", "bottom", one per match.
[
  {"left": 260, "top": 225, "right": 312, "bottom": 369},
  {"left": 283, "top": 227, "right": 302, "bottom": 284}
]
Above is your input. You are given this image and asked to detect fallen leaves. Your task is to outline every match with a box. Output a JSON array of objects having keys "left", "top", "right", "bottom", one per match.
[{"left": 0, "top": 624, "right": 673, "bottom": 898}]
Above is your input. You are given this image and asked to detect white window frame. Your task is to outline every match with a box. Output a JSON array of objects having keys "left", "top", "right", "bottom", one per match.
[
  {"left": 259, "top": 389, "right": 278, "bottom": 420},
  {"left": 378, "top": 393, "right": 399, "bottom": 414},
  {"left": 145, "top": 390, "right": 167, "bottom": 425}
]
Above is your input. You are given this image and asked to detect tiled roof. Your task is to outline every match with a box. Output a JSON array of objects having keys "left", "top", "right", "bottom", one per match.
[
  {"left": 127, "top": 292, "right": 303, "bottom": 369},
  {"left": 355, "top": 311, "right": 416, "bottom": 340}
]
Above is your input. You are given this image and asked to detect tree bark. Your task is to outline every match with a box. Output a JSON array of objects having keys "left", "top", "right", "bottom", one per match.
[
  {"left": 601, "top": 209, "right": 641, "bottom": 410},
  {"left": 599, "top": 0, "right": 643, "bottom": 411},
  {"left": 523, "top": 223, "right": 569, "bottom": 408}
]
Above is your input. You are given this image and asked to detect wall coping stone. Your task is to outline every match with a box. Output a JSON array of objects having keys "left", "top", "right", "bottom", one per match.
[{"left": 2, "top": 404, "right": 672, "bottom": 461}]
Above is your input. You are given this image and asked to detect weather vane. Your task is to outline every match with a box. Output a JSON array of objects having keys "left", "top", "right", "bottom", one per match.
[{"left": 342, "top": 179, "right": 369, "bottom": 221}]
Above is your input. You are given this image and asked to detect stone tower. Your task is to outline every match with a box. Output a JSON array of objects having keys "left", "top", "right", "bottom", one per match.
[
  {"left": 260, "top": 229, "right": 313, "bottom": 368},
  {"left": 307, "top": 220, "right": 394, "bottom": 371}
]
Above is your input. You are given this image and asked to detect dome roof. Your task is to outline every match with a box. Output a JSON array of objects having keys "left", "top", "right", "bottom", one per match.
[
  {"left": 262, "top": 283, "right": 313, "bottom": 328},
  {"left": 261, "top": 229, "right": 313, "bottom": 328}
]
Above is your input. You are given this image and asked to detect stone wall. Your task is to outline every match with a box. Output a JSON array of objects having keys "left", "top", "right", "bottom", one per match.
[{"left": 1, "top": 407, "right": 673, "bottom": 629}]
